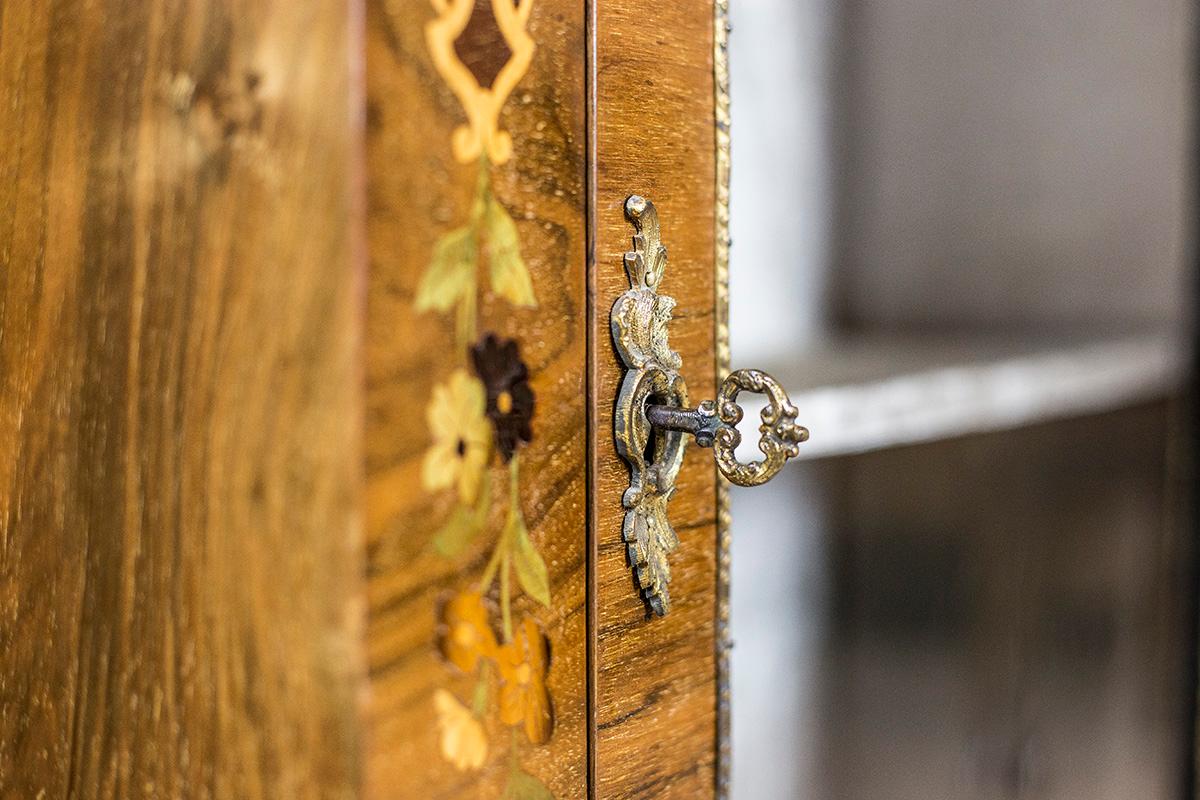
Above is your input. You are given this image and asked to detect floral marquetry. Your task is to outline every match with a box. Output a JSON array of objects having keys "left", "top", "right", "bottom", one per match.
[
  {"left": 390, "top": 0, "right": 561, "bottom": 796},
  {"left": 369, "top": 0, "right": 589, "bottom": 794}
]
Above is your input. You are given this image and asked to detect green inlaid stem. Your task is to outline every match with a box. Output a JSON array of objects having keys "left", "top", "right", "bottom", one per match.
[
  {"left": 500, "top": 546, "right": 513, "bottom": 643},
  {"left": 478, "top": 530, "right": 504, "bottom": 592},
  {"left": 471, "top": 663, "right": 489, "bottom": 718}
]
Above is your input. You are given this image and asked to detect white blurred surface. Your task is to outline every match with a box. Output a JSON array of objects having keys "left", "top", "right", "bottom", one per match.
[
  {"left": 729, "top": 0, "right": 834, "bottom": 364},
  {"left": 730, "top": 467, "right": 829, "bottom": 800}
]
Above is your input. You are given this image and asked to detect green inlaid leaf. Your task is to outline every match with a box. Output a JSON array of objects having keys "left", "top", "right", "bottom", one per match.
[
  {"left": 432, "top": 503, "right": 481, "bottom": 558},
  {"left": 507, "top": 506, "right": 550, "bottom": 608},
  {"left": 416, "top": 225, "right": 477, "bottom": 312},
  {"left": 503, "top": 767, "right": 554, "bottom": 800},
  {"left": 484, "top": 198, "right": 536, "bottom": 308}
]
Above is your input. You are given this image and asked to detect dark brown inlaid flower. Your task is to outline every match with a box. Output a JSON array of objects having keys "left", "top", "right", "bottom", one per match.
[{"left": 470, "top": 333, "right": 534, "bottom": 462}]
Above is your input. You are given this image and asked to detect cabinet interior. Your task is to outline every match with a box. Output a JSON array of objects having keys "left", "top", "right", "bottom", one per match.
[{"left": 726, "top": 0, "right": 1194, "bottom": 797}]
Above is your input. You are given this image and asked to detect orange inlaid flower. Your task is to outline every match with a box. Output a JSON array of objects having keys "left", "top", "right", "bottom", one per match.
[
  {"left": 422, "top": 369, "right": 491, "bottom": 505},
  {"left": 433, "top": 689, "right": 488, "bottom": 771},
  {"left": 497, "top": 617, "right": 553, "bottom": 745},
  {"left": 439, "top": 591, "right": 498, "bottom": 673}
]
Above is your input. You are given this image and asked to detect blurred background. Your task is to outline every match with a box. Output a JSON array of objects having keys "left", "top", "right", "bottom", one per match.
[{"left": 726, "top": 1, "right": 1196, "bottom": 798}]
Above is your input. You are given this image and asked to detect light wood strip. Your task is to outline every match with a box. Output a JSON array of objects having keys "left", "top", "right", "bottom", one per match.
[{"left": 0, "top": 2, "right": 366, "bottom": 796}]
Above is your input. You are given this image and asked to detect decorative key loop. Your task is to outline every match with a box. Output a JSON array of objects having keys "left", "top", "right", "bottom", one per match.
[
  {"left": 714, "top": 368, "right": 808, "bottom": 486},
  {"left": 645, "top": 369, "right": 809, "bottom": 488},
  {"left": 612, "top": 195, "right": 809, "bottom": 616}
]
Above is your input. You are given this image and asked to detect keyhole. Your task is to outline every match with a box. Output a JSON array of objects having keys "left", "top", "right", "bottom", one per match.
[
  {"left": 642, "top": 393, "right": 667, "bottom": 465},
  {"left": 643, "top": 424, "right": 660, "bottom": 465}
]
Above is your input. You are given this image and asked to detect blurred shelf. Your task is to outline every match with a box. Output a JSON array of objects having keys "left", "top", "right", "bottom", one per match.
[{"left": 747, "top": 330, "right": 1190, "bottom": 460}]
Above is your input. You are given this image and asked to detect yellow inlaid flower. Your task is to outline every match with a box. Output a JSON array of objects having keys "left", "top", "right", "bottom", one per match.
[
  {"left": 433, "top": 688, "right": 488, "bottom": 771},
  {"left": 439, "top": 591, "right": 498, "bottom": 673},
  {"left": 422, "top": 369, "right": 492, "bottom": 504},
  {"left": 498, "top": 617, "right": 553, "bottom": 745}
]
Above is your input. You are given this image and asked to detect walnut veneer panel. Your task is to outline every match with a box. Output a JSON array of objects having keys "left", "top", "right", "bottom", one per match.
[
  {"left": 0, "top": 2, "right": 365, "bottom": 797},
  {"left": 590, "top": 4, "right": 719, "bottom": 797},
  {"left": 364, "top": 0, "right": 588, "bottom": 796}
]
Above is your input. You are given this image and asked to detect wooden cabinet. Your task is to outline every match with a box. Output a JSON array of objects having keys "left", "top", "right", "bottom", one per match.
[{"left": 0, "top": 1, "right": 729, "bottom": 798}]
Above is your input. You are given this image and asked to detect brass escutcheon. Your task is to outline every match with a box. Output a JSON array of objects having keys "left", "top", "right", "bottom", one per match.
[{"left": 612, "top": 195, "right": 808, "bottom": 615}]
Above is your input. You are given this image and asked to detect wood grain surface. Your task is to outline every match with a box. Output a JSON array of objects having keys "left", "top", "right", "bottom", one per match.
[
  {"left": 0, "top": 2, "right": 366, "bottom": 799},
  {"left": 363, "top": 0, "right": 589, "bottom": 796},
  {"left": 590, "top": 4, "right": 718, "bottom": 797}
]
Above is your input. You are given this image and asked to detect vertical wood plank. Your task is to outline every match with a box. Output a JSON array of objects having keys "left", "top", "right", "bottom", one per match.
[
  {"left": 0, "top": 2, "right": 366, "bottom": 797},
  {"left": 590, "top": 3, "right": 718, "bottom": 797},
  {"left": 363, "top": 0, "right": 588, "bottom": 796}
]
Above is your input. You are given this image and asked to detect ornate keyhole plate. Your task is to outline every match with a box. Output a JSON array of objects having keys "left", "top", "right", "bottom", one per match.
[
  {"left": 611, "top": 196, "right": 687, "bottom": 616},
  {"left": 611, "top": 195, "right": 809, "bottom": 616}
]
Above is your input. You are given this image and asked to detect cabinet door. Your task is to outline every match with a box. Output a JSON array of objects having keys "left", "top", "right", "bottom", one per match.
[
  {"left": 365, "top": 0, "right": 725, "bottom": 797},
  {"left": 590, "top": 3, "right": 725, "bottom": 797}
]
